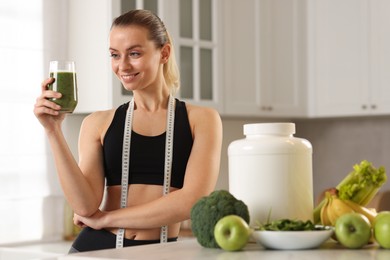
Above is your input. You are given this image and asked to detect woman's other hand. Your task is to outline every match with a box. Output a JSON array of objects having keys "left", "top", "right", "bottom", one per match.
[{"left": 74, "top": 210, "right": 108, "bottom": 230}]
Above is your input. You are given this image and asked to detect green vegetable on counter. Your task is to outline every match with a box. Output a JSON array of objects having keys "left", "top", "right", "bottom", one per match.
[
  {"left": 313, "top": 160, "right": 387, "bottom": 224},
  {"left": 337, "top": 160, "right": 387, "bottom": 204},
  {"left": 190, "top": 190, "right": 250, "bottom": 248}
]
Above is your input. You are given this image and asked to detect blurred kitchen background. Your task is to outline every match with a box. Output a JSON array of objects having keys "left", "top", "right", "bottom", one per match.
[{"left": 1, "top": 0, "right": 390, "bottom": 250}]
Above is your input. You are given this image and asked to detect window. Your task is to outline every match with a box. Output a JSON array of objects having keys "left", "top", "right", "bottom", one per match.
[{"left": 0, "top": 0, "right": 63, "bottom": 244}]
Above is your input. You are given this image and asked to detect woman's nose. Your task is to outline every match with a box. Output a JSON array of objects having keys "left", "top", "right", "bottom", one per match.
[{"left": 118, "top": 56, "right": 132, "bottom": 71}]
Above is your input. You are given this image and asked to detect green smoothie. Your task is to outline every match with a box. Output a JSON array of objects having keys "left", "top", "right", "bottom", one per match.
[{"left": 49, "top": 71, "right": 78, "bottom": 113}]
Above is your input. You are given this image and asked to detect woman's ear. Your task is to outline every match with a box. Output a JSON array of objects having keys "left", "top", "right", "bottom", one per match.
[{"left": 160, "top": 44, "right": 171, "bottom": 64}]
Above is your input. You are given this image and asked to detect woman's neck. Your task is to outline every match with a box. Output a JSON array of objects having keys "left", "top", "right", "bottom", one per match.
[{"left": 132, "top": 88, "right": 171, "bottom": 112}]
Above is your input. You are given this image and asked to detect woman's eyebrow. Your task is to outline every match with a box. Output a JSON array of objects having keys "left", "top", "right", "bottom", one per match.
[{"left": 109, "top": 45, "right": 143, "bottom": 52}]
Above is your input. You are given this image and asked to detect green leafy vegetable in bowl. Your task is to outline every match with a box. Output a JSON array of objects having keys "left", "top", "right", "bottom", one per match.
[
  {"left": 257, "top": 219, "right": 330, "bottom": 231},
  {"left": 252, "top": 221, "right": 334, "bottom": 250}
]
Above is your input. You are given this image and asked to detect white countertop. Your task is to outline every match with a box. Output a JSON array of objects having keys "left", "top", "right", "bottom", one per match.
[{"left": 58, "top": 238, "right": 390, "bottom": 260}]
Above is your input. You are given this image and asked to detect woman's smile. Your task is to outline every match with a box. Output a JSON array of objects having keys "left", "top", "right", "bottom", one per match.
[{"left": 120, "top": 72, "right": 140, "bottom": 83}]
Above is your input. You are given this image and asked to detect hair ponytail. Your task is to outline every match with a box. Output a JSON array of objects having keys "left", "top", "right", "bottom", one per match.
[{"left": 163, "top": 32, "right": 180, "bottom": 94}]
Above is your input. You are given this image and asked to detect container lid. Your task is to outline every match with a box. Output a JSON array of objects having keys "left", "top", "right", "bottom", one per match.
[{"left": 243, "top": 123, "right": 295, "bottom": 136}]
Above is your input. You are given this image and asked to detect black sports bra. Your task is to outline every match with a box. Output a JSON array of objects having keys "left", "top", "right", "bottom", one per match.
[{"left": 102, "top": 99, "right": 193, "bottom": 189}]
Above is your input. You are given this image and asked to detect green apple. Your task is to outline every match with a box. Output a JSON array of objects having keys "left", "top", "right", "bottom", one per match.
[
  {"left": 214, "top": 215, "right": 251, "bottom": 251},
  {"left": 373, "top": 211, "right": 390, "bottom": 249},
  {"left": 335, "top": 213, "right": 371, "bottom": 249}
]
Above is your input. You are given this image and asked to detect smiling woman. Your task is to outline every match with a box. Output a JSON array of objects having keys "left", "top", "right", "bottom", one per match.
[
  {"left": 32, "top": 8, "right": 222, "bottom": 254},
  {"left": 0, "top": 0, "right": 67, "bottom": 244}
]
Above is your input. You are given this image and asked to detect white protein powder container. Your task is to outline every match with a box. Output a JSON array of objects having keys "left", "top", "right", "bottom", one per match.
[{"left": 228, "top": 123, "right": 313, "bottom": 226}]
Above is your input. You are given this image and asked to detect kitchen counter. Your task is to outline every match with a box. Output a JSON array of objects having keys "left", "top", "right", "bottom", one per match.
[{"left": 59, "top": 238, "right": 390, "bottom": 260}]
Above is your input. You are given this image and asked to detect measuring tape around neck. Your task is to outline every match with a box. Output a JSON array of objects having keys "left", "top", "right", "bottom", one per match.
[{"left": 116, "top": 95, "right": 175, "bottom": 248}]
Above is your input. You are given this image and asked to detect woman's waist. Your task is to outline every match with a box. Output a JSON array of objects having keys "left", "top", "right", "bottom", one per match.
[
  {"left": 105, "top": 224, "right": 180, "bottom": 240},
  {"left": 103, "top": 184, "right": 179, "bottom": 206}
]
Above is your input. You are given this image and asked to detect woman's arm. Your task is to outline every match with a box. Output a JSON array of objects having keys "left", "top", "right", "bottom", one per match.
[
  {"left": 75, "top": 105, "right": 223, "bottom": 229},
  {"left": 46, "top": 112, "right": 106, "bottom": 216},
  {"left": 34, "top": 80, "right": 107, "bottom": 216}
]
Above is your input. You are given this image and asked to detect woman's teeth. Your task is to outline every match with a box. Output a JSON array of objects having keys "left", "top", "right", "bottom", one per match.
[{"left": 122, "top": 73, "right": 138, "bottom": 80}]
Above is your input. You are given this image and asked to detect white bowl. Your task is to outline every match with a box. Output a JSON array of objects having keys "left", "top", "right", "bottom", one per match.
[{"left": 252, "top": 229, "right": 334, "bottom": 250}]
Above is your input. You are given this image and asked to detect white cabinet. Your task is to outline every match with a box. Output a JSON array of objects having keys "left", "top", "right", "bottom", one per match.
[
  {"left": 308, "top": 0, "right": 390, "bottom": 117},
  {"left": 224, "top": 0, "right": 390, "bottom": 118},
  {"left": 224, "top": 0, "right": 306, "bottom": 117},
  {"left": 223, "top": 0, "right": 259, "bottom": 116},
  {"left": 370, "top": 0, "right": 390, "bottom": 115},
  {"left": 308, "top": 0, "right": 370, "bottom": 116},
  {"left": 258, "top": 0, "right": 308, "bottom": 117},
  {"left": 67, "top": 0, "right": 390, "bottom": 117}
]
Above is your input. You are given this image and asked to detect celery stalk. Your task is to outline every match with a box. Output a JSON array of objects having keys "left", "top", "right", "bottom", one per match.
[{"left": 337, "top": 160, "right": 386, "bottom": 205}]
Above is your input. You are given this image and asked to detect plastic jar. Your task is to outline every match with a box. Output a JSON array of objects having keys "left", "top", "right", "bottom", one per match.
[{"left": 228, "top": 123, "right": 313, "bottom": 226}]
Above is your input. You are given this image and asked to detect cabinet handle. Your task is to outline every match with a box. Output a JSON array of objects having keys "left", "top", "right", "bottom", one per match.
[
  {"left": 261, "top": 106, "right": 273, "bottom": 111},
  {"left": 371, "top": 104, "right": 377, "bottom": 109},
  {"left": 362, "top": 105, "right": 367, "bottom": 110}
]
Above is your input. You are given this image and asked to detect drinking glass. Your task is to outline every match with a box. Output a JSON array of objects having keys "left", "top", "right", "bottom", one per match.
[{"left": 48, "top": 61, "right": 78, "bottom": 113}]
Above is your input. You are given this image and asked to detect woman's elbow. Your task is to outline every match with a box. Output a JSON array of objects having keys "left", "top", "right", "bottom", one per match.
[{"left": 73, "top": 203, "right": 100, "bottom": 217}]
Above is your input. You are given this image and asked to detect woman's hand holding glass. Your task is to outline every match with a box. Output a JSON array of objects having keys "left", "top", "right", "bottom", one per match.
[{"left": 33, "top": 77, "right": 66, "bottom": 131}]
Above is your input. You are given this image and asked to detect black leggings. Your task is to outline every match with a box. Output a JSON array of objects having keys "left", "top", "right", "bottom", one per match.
[{"left": 69, "top": 227, "right": 178, "bottom": 253}]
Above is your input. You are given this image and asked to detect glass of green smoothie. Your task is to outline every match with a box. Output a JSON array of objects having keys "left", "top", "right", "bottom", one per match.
[{"left": 48, "top": 61, "right": 78, "bottom": 113}]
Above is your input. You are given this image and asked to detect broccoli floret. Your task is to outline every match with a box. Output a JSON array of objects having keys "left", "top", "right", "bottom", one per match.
[{"left": 190, "top": 190, "right": 250, "bottom": 248}]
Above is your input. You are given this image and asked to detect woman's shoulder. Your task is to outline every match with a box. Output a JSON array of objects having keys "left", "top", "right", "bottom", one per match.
[
  {"left": 184, "top": 102, "right": 222, "bottom": 129},
  {"left": 185, "top": 102, "right": 219, "bottom": 117},
  {"left": 83, "top": 102, "right": 129, "bottom": 124},
  {"left": 84, "top": 108, "right": 116, "bottom": 124},
  {"left": 80, "top": 107, "right": 118, "bottom": 137}
]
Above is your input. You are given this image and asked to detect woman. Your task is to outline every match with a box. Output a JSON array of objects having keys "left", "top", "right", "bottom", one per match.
[{"left": 34, "top": 10, "right": 222, "bottom": 253}]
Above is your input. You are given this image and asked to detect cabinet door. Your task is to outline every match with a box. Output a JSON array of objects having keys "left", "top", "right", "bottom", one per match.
[
  {"left": 308, "top": 0, "right": 370, "bottom": 117},
  {"left": 370, "top": 0, "right": 390, "bottom": 115},
  {"left": 258, "top": 0, "right": 306, "bottom": 117},
  {"left": 224, "top": 0, "right": 306, "bottom": 117},
  {"left": 224, "top": 0, "right": 259, "bottom": 116}
]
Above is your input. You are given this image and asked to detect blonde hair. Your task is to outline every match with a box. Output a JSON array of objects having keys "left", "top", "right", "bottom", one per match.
[{"left": 112, "top": 9, "right": 180, "bottom": 94}]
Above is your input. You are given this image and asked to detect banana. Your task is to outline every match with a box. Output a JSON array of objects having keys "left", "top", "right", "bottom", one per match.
[
  {"left": 314, "top": 188, "right": 339, "bottom": 224},
  {"left": 342, "top": 199, "right": 377, "bottom": 224},
  {"left": 319, "top": 191, "right": 378, "bottom": 227},
  {"left": 326, "top": 195, "right": 355, "bottom": 226},
  {"left": 320, "top": 196, "right": 331, "bottom": 226}
]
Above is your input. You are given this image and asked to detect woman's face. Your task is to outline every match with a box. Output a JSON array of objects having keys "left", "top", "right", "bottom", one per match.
[{"left": 109, "top": 25, "right": 165, "bottom": 92}]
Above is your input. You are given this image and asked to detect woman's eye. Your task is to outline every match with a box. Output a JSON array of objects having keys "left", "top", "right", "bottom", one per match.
[
  {"left": 130, "top": 52, "right": 141, "bottom": 58},
  {"left": 110, "top": 53, "right": 119, "bottom": 59}
]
